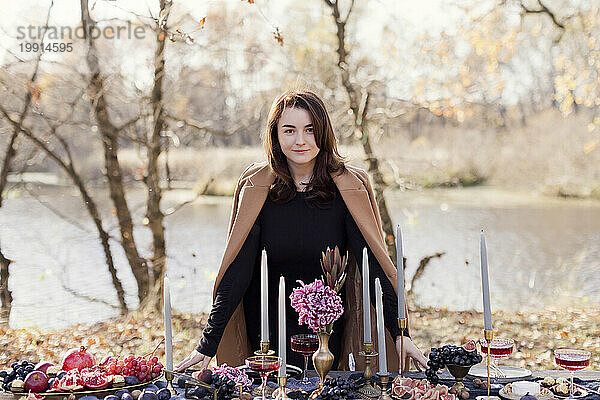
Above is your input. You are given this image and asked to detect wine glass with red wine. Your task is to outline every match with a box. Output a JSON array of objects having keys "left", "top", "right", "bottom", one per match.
[
  {"left": 554, "top": 349, "right": 591, "bottom": 399},
  {"left": 245, "top": 355, "right": 282, "bottom": 400},
  {"left": 290, "top": 334, "right": 319, "bottom": 386},
  {"left": 479, "top": 337, "right": 514, "bottom": 388}
]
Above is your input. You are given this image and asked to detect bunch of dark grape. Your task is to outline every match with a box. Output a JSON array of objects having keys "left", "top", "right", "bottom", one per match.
[
  {"left": 1, "top": 360, "right": 36, "bottom": 391},
  {"left": 183, "top": 372, "right": 237, "bottom": 400},
  {"left": 312, "top": 377, "right": 361, "bottom": 400},
  {"left": 425, "top": 345, "right": 483, "bottom": 384}
]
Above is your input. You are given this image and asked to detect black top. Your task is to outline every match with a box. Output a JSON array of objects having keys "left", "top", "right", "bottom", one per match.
[{"left": 197, "top": 186, "right": 406, "bottom": 368}]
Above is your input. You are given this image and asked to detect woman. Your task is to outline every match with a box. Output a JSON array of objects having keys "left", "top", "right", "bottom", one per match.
[{"left": 175, "top": 90, "right": 428, "bottom": 373}]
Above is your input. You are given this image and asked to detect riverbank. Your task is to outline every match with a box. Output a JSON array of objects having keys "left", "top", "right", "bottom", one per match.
[{"left": 1, "top": 307, "right": 598, "bottom": 371}]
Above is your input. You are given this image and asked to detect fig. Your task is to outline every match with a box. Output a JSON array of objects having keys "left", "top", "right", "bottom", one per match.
[
  {"left": 462, "top": 340, "right": 477, "bottom": 352},
  {"left": 24, "top": 371, "right": 49, "bottom": 393},
  {"left": 61, "top": 347, "right": 96, "bottom": 372},
  {"left": 131, "top": 390, "right": 142, "bottom": 400},
  {"left": 122, "top": 393, "right": 134, "bottom": 400},
  {"left": 34, "top": 362, "right": 54, "bottom": 375}
]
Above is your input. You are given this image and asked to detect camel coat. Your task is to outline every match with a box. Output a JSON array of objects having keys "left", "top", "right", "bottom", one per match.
[{"left": 211, "top": 162, "right": 409, "bottom": 372}]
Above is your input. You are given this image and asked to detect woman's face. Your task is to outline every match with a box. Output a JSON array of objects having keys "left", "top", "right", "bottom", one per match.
[{"left": 277, "top": 107, "right": 320, "bottom": 169}]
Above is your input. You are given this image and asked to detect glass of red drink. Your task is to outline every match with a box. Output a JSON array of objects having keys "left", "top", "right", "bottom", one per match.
[
  {"left": 479, "top": 337, "right": 514, "bottom": 388},
  {"left": 290, "top": 334, "right": 319, "bottom": 385},
  {"left": 554, "top": 349, "right": 591, "bottom": 399},
  {"left": 245, "top": 355, "right": 282, "bottom": 400}
]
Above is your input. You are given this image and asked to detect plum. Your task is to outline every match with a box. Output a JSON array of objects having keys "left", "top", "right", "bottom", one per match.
[
  {"left": 139, "top": 390, "right": 159, "bottom": 400},
  {"left": 156, "top": 388, "right": 171, "bottom": 400}
]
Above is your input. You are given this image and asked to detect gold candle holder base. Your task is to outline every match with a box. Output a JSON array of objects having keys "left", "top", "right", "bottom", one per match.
[
  {"left": 358, "top": 342, "right": 380, "bottom": 398},
  {"left": 398, "top": 318, "right": 408, "bottom": 376},
  {"left": 254, "top": 341, "right": 276, "bottom": 355},
  {"left": 276, "top": 375, "right": 289, "bottom": 399},
  {"left": 164, "top": 370, "right": 176, "bottom": 395},
  {"left": 484, "top": 330, "right": 494, "bottom": 399},
  {"left": 377, "top": 373, "right": 392, "bottom": 400}
]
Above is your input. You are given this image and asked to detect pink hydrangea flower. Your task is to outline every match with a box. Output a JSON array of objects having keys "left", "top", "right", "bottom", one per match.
[{"left": 289, "top": 279, "right": 344, "bottom": 333}]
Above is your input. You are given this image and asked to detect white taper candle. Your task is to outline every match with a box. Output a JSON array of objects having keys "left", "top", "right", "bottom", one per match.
[
  {"left": 396, "top": 225, "right": 406, "bottom": 320},
  {"left": 362, "top": 247, "right": 372, "bottom": 343},
  {"left": 278, "top": 276, "right": 286, "bottom": 377},
  {"left": 261, "top": 249, "right": 269, "bottom": 342},
  {"left": 163, "top": 275, "right": 173, "bottom": 371},
  {"left": 480, "top": 231, "right": 493, "bottom": 331},
  {"left": 375, "top": 278, "right": 387, "bottom": 375}
]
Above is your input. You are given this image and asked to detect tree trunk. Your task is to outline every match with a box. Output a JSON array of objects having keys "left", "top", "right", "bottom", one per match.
[
  {"left": 146, "top": 0, "right": 170, "bottom": 297},
  {"left": 325, "top": 0, "right": 397, "bottom": 261},
  {"left": 0, "top": 107, "right": 129, "bottom": 314},
  {"left": 80, "top": 0, "right": 149, "bottom": 302},
  {"left": 0, "top": 132, "right": 18, "bottom": 208},
  {"left": 0, "top": 245, "right": 12, "bottom": 326}
]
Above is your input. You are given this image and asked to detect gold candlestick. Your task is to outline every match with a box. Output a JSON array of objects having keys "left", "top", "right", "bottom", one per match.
[
  {"left": 255, "top": 341, "right": 276, "bottom": 355},
  {"left": 358, "top": 342, "right": 380, "bottom": 398},
  {"left": 377, "top": 373, "right": 392, "bottom": 400},
  {"left": 398, "top": 318, "right": 408, "bottom": 376},
  {"left": 164, "top": 370, "right": 176, "bottom": 395},
  {"left": 276, "top": 375, "right": 289, "bottom": 399},
  {"left": 484, "top": 330, "right": 494, "bottom": 399}
]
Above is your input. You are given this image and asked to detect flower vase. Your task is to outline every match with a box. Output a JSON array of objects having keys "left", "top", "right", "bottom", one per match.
[{"left": 312, "top": 332, "right": 334, "bottom": 387}]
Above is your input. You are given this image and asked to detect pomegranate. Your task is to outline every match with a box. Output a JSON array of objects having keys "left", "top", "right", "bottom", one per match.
[
  {"left": 49, "top": 370, "right": 85, "bottom": 392},
  {"left": 61, "top": 346, "right": 96, "bottom": 371},
  {"left": 81, "top": 369, "right": 112, "bottom": 390}
]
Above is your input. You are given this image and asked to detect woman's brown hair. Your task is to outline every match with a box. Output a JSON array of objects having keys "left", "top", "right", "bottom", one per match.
[{"left": 263, "top": 89, "right": 346, "bottom": 206}]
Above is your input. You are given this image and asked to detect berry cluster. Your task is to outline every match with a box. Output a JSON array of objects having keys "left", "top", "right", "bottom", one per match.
[
  {"left": 312, "top": 377, "right": 362, "bottom": 400},
  {"left": 178, "top": 370, "right": 238, "bottom": 400},
  {"left": 425, "top": 344, "right": 483, "bottom": 384},
  {"left": 0, "top": 360, "right": 36, "bottom": 391},
  {"left": 103, "top": 356, "right": 163, "bottom": 383}
]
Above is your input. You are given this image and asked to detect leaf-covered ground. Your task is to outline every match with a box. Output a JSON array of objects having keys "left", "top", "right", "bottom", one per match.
[{"left": 1, "top": 307, "right": 598, "bottom": 371}]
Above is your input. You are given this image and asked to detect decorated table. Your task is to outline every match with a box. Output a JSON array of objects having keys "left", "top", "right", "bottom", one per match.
[{"left": 1, "top": 231, "right": 596, "bottom": 400}]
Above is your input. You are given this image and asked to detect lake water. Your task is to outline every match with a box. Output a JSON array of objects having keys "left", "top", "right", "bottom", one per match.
[{"left": 1, "top": 185, "right": 599, "bottom": 330}]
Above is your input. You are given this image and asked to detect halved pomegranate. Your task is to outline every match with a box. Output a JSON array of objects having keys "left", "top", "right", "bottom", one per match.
[
  {"left": 61, "top": 346, "right": 96, "bottom": 371},
  {"left": 81, "top": 369, "right": 112, "bottom": 390},
  {"left": 49, "top": 370, "right": 85, "bottom": 392}
]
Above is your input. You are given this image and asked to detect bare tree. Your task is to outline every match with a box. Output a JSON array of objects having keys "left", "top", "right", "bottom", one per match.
[
  {"left": 323, "top": 0, "right": 397, "bottom": 260},
  {"left": 144, "top": 0, "right": 171, "bottom": 307},
  {"left": 80, "top": 0, "right": 150, "bottom": 301}
]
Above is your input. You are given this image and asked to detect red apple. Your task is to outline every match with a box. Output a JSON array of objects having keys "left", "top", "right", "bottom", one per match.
[
  {"left": 34, "top": 362, "right": 54, "bottom": 375},
  {"left": 24, "top": 371, "right": 49, "bottom": 393}
]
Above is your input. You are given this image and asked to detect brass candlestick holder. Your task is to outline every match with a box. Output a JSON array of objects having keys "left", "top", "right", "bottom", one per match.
[
  {"left": 376, "top": 373, "right": 392, "bottom": 400},
  {"left": 164, "top": 370, "right": 176, "bottom": 395},
  {"left": 254, "top": 341, "right": 276, "bottom": 355},
  {"left": 358, "top": 342, "right": 380, "bottom": 398},
  {"left": 276, "top": 375, "right": 289, "bottom": 399},
  {"left": 398, "top": 318, "right": 408, "bottom": 376},
  {"left": 484, "top": 330, "right": 494, "bottom": 399}
]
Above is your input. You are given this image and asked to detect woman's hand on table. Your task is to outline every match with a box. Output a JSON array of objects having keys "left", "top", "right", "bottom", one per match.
[
  {"left": 174, "top": 349, "right": 212, "bottom": 372},
  {"left": 395, "top": 336, "right": 428, "bottom": 372}
]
